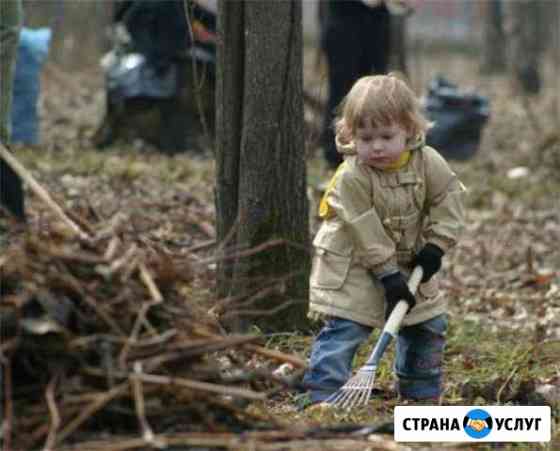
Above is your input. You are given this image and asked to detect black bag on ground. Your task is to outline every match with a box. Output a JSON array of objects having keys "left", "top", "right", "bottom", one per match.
[{"left": 424, "top": 76, "right": 490, "bottom": 161}]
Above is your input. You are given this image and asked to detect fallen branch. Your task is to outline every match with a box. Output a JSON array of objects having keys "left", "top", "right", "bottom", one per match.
[
  {"left": 95, "top": 244, "right": 138, "bottom": 280},
  {"left": 243, "top": 344, "right": 307, "bottom": 370},
  {"left": 43, "top": 373, "right": 61, "bottom": 451},
  {"left": 57, "top": 431, "right": 401, "bottom": 451},
  {"left": 131, "top": 372, "right": 266, "bottom": 401},
  {"left": 0, "top": 143, "right": 90, "bottom": 241},
  {"left": 130, "top": 363, "right": 164, "bottom": 448},
  {"left": 55, "top": 383, "right": 130, "bottom": 446},
  {"left": 192, "top": 329, "right": 307, "bottom": 369},
  {"left": 198, "top": 238, "right": 287, "bottom": 266},
  {"left": 138, "top": 262, "right": 163, "bottom": 304},
  {"left": 2, "top": 359, "right": 14, "bottom": 451}
]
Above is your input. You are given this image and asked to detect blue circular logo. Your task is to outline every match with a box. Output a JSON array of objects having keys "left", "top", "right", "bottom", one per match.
[{"left": 463, "top": 409, "right": 493, "bottom": 439}]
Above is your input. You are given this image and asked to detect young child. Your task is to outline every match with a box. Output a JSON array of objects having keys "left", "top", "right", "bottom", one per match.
[{"left": 303, "top": 74, "right": 465, "bottom": 406}]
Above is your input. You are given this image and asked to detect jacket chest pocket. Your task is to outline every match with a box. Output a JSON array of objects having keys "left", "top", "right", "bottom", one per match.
[
  {"left": 379, "top": 171, "right": 425, "bottom": 212},
  {"left": 379, "top": 172, "right": 426, "bottom": 257}
]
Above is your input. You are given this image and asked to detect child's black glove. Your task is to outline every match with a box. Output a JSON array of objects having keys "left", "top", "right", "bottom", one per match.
[
  {"left": 412, "top": 243, "right": 444, "bottom": 283},
  {"left": 379, "top": 272, "right": 416, "bottom": 321}
]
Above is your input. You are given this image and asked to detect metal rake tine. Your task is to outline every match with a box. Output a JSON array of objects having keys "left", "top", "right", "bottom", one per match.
[
  {"left": 328, "top": 394, "right": 343, "bottom": 407},
  {"left": 328, "top": 373, "right": 356, "bottom": 405},
  {"left": 355, "top": 374, "right": 374, "bottom": 407},
  {"left": 362, "top": 370, "right": 377, "bottom": 403},
  {"left": 357, "top": 370, "right": 376, "bottom": 406},
  {"left": 336, "top": 391, "right": 353, "bottom": 409},
  {"left": 347, "top": 374, "right": 372, "bottom": 408},
  {"left": 365, "top": 373, "right": 376, "bottom": 401},
  {"left": 349, "top": 386, "right": 367, "bottom": 409},
  {"left": 340, "top": 390, "right": 358, "bottom": 410},
  {"left": 326, "top": 387, "right": 347, "bottom": 406},
  {"left": 340, "top": 381, "right": 364, "bottom": 409},
  {"left": 347, "top": 393, "right": 363, "bottom": 409},
  {"left": 332, "top": 387, "right": 354, "bottom": 408},
  {"left": 328, "top": 365, "right": 376, "bottom": 408},
  {"left": 325, "top": 392, "right": 341, "bottom": 405},
  {"left": 363, "top": 374, "right": 376, "bottom": 403},
  {"left": 331, "top": 381, "right": 358, "bottom": 408},
  {"left": 339, "top": 393, "right": 355, "bottom": 410}
]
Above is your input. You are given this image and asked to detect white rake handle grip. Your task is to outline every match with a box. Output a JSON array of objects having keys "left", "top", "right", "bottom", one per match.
[{"left": 384, "top": 266, "right": 423, "bottom": 337}]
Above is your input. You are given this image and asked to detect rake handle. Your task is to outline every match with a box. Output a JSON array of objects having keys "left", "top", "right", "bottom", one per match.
[{"left": 363, "top": 266, "right": 423, "bottom": 368}]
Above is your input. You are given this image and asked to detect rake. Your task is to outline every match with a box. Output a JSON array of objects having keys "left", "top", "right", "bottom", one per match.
[{"left": 326, "top": 266, "right": 424, "bottom": 409}]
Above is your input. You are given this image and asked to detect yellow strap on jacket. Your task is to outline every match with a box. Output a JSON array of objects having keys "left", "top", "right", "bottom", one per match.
[{"left": 319, "top": 162, "right": 346, "bottom": 219}]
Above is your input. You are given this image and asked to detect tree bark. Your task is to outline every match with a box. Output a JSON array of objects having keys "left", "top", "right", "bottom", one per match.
[
  {"left": 215, "top": 0, "right": 310, "bottom": 333},
  {"left": 504, "top": 0, "right": 541, "bottom": 95},
  {"left": 543, "top": 0, "right": 560, "bottom": 124},
  {"left": 480, "top": 0, "right": 506, "bottom": 74}
]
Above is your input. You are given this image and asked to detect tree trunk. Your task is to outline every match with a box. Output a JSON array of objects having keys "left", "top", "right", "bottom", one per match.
[
  {"left": 555, "top": 1, "right": 560, "bottom": 123},
  {"left": 505, "top": 0, "right": 541, "bottom": 95},
  {"left": 480, "top": 0, "right": 506, "bottom": 74},
  {"left": 215, "top": 0, "right": 310, "bottom": 333}
]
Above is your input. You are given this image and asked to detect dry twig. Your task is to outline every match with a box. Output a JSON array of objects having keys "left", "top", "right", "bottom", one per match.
[{"left": 0, "top": 143, "right": 90, "bottom": 241}]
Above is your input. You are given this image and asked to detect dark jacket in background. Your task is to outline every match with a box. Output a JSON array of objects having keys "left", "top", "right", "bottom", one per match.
[{"left": 320, "top": 0, "right": 391, "bottom": 169}]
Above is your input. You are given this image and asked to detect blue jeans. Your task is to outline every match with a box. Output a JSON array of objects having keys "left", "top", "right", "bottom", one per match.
[{"left": 303, "top": 314, "right": 448, "bottom": 402}]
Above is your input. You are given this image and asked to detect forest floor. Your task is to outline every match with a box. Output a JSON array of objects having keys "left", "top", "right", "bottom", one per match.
[{"left": 4, "top": 49, "right": 560, "bottom": 449}]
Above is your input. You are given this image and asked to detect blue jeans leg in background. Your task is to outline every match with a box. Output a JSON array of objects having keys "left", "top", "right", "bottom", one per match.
[
  {"left": 394, "top": 314, "right": 448, "bottom": 400},
  {"left": 303, "top": 317, "right": 372, "bottom": 403}
]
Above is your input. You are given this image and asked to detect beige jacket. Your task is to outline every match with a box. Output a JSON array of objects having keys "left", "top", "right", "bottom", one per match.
[{"left": 309, "top": 140, "right": 466, "bottom": 328}]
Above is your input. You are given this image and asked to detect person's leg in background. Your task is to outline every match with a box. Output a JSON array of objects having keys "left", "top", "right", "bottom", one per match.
[
  {"left": 320, "top": 15, "right": 364, "bottom": 169},
  {"left": 0, "top": 0, "right": 22, "bottom": 144},
  {"left": 361, "top": 4, "right": 391, "bottom": 76},
  {"left": 320, "top": 4, "right": 391, "bottom": 169},
  {"left": 0, "top": 0, "right": 25, "bottom": 222}
]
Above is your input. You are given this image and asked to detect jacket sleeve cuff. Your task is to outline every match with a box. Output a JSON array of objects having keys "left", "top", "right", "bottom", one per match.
[
  {"left": 369, "top": 258, "right": 399, "bottom": 279},
  {"left": 425, "top": 236, "right": 454, "bottom": 253}
]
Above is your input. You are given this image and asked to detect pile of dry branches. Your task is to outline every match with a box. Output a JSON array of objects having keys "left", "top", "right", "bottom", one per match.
[
  {"left": 0, "top": 145, "right": 316, "bottom": 450},
  {"left": 0, "top": 146, "right": 404, "bottom": 451}
]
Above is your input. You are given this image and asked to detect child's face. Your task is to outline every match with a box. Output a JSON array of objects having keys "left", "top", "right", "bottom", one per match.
[{"left": 354, "top": 121, "right": 409, "bottom": 169}]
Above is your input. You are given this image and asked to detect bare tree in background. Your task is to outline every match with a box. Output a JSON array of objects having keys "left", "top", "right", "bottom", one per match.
[
  {"left": 480, "top": 0, "right": 506, "bottom": 74},
  {"left": 215, "top": 0, "right": 310, "bottom": 333},
  {"left": 505, "top": 0, "right": 542, "bottom": 95},
  {"left": 557, "top": 4, "right": 560, "bottom": 123}
]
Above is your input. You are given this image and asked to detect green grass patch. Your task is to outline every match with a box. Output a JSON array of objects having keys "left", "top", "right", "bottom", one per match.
[{"left": 263, "top": 317, "right": 559, "bottom": 448}]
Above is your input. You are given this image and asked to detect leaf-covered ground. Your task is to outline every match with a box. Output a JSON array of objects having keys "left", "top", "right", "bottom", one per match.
[{"left": 7, "top": 50, "right": 560, "bottom": 448}]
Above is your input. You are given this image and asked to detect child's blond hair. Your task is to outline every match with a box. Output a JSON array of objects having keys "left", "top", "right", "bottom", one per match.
[{"left": 335, "top": 73, "right": 430, "bottom": 144}]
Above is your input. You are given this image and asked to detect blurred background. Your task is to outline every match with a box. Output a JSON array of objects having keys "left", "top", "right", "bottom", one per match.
[
  {"left": 16, "top": 0, "right": 559, "bottom": 157},
  {"left": 3, "top": 4, "right": 560, "bottom": 448}
]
